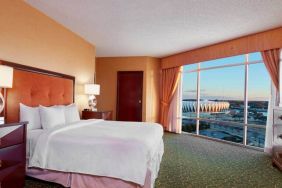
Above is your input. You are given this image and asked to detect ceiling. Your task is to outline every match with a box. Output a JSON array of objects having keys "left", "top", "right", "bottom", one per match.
[{"left": 25, "top": 0, "right": 282, "bottom": 58}]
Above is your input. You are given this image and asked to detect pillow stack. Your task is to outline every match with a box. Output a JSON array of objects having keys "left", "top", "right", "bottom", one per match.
[{"left": 20, "top": 103, "right": 80, "bottom": 130}]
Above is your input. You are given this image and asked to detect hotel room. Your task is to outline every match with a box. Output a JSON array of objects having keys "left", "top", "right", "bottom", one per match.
[{"left": 0, "top": 0, "right": 282, "bottom": 188}]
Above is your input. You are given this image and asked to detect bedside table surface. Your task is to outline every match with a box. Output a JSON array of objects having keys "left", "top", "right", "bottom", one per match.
[{"left": 83, "top": 110, "right": 111, "bottom": 112}]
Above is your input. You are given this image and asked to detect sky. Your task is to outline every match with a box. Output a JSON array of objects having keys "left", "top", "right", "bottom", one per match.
[{"left": 182, "top": 52, "right": 270, "bottom": 101}]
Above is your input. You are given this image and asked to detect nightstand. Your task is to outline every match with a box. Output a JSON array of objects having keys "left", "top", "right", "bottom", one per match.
[
  {"left": 82, "top": 110, "right": 113, "bottom": 120},
  {"left": 272, "top": 108, "right": 282, "bottom": 170},
  {"left": 0, "top": 122, "right": 27, "bottom": 188}
]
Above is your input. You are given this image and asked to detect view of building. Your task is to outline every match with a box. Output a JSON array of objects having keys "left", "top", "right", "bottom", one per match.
[
  {"left": 182, "top": 99, "right": 268, "bottom": 148},
  {"left": 183, "top": 100, "right": 230, "bottom": 113}
]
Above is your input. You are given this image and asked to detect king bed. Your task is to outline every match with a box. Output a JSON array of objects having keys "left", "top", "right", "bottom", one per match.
[{"left": 3, "top": 61, "right": 164, "bottom": 188}]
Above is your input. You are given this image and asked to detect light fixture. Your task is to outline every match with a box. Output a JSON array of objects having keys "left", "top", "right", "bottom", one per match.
[
  {"left": 84, "top": 84, "right": 100, "bottom": 111},
  {"left": 0, "top": 65, "right": 13, "bottom": 124}
]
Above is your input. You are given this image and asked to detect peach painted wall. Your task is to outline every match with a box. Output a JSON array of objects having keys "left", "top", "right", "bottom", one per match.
[
  {"left": 145, "top": 58, "right": 161, "bottom": 122},
  {"left": 0, "top": 0, "right": 96, "bottom": 111},
  {"left": 96, "top": 57, "right": 161, "bottom": 122}
]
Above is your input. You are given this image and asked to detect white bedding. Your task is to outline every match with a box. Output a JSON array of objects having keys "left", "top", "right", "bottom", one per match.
[
  {"left": 29, "top": 119, "right": 164, "bottom": 186},
  {"left": 27, "top": 129, "right": 44, "bottom": 159}
]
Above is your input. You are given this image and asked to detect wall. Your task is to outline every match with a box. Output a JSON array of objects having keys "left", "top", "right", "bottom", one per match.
[
  {"left": 280, "top": 50, "right": 282, "bottom": 107},
  {"left": 96, "top": 57, "right": 161, "bottom": 122},
  {"left": 0, "top": 0, "right": 96, "bottom": 111},
  {"left": 145, "top": 58, "right": 161, "bottom": 122},
  {"left": 162, "top": 27, "right": 282, "bottom": 69}
]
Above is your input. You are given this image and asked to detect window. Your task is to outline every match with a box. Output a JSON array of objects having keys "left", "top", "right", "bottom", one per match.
[
  {"left": 200, "top": 66, "right": 245, "bottom": 123},
  {"left": 182, "top": 52, "right": 270, "bottom": 148},
  {"left": 182, "top": 70, "right": 197, "bottom": 133}
]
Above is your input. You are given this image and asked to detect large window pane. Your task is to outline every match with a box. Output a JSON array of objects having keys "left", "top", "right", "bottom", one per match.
[
  {"left": 247, "top": 62, "right": 269, "bottom": 148},
  {"left": 200, "top": 65, "right": 245, "bottom": 123},
  {"left": 182, "top": 72, "right": 197, "bottom": 119},
  {"left": 199, "top": 120, "right": 243, "bottom": 144},
  {"left": 182, "top": 119, "right": 197, "bottom": 133},
  {"left": 247, "top": 127, "right": 265, "bottom": 148},
  {"left": 248, "top": 63, "right": 270, "bottom": 125},
  {"left": 182, "top": 67, "right": 198, "bottom": 132},
  {"left": 183, "top": 63, "right": 198, "bottom": 72},
  {"left": 181, "top": 52, "right": 269, "bottom": 148},
  {"left": 200, "top": 54, "right": 245, "bottom": 68},
  {"left": 249, "top": 52, "right": 263, "bottom": 62}
]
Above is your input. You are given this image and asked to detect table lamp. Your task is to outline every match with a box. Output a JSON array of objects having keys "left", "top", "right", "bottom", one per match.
[
  {"left": 0, "top": 65, "right": 13, "bottom": 124},
  {"left": 84, "top": 84, "right": 100, "bottom": 111}
]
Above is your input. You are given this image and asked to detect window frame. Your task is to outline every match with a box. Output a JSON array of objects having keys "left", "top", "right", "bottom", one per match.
[{"left": 181, "top": 53, "right": 268, "bottom": 148}]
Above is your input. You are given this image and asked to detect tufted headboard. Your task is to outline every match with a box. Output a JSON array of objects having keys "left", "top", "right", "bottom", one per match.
[{"left": 1, "top": 61, "right": 75, "bottom": 123}]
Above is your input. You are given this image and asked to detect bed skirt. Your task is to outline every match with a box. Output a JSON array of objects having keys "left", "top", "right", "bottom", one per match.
[{"left": 26, "top": 167, "right": 151, "bottom": 188}]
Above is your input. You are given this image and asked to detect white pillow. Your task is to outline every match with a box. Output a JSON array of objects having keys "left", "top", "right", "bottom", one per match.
[
  {"left": 56, "top": 104, "right": 80, "bottom": 124},
  {"left": 39, "top": 105, "right": 66, "bottom": 130},
  {"left": 20, "top": 103, "right": 41, "bottom": 130},
  {"left": 64, "top": 104, "right": 80, "bottom": 124}
]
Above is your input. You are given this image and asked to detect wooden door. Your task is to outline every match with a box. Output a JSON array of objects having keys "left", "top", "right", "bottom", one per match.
[{"left": 116, "top": 71, "right": 143, "bottom": 121}]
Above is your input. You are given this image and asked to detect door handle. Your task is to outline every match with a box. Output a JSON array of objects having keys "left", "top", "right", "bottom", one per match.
[{"left": 138, "top": 100, "right": 142, "bottom": 104}]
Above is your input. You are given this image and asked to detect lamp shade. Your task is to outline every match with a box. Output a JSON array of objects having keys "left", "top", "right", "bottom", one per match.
[
  {"left": 85, "top": 84, "right": 100, "bottom": 95},
  {"left": 0, "top": 65, "right": 13, "bottom": 88}
]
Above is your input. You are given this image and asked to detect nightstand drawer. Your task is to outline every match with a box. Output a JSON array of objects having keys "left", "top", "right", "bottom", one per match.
[
  {"left": 0, "top": 161, "right": 25, "bottom": 188},
  {"left": 0, "top": 122, "right": 27, "bottom": 188},
  {"left": 0, "top": 144, "right": 25, "bottom": 162},
  {"left": 274, "top": 109, "right": 282, "bottom": 125},
  {"left": 82, "top": 110, "right": 113, "bottom": 120},
  {"left": 0, "top": 125, "right": 24, "bottom": 149}
]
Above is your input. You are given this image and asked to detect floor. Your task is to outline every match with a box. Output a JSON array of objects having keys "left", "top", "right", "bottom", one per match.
[{"left": 25, "top": 133, "right": 282, "bottom": 188}]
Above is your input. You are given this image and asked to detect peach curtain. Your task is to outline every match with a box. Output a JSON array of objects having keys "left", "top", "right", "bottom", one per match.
[
  {"left": 159, "top": 66, "right": 182, "bottom": 131},
  {"left": 262, "top": 48, "right": 281, "bottom": 153},
  {"left": 261, "top": 48, "right": 280, "bottom": 90}
]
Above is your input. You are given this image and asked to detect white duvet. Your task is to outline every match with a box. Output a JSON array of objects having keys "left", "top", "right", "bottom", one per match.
[{"left": 29, "top": 119, "right": 164, "bottom": 185}]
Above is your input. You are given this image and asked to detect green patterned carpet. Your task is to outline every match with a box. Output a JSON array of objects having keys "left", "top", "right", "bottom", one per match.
[{"left": 25, "top": 133, "right": 282, "bottom": 188}]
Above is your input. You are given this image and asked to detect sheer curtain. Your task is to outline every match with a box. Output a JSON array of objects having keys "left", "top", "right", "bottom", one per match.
[
  {"left": 262, "top": 48, "right": 281, "bottom": 153},
  {"left": 167, "top": 72, "right": 183, "bottom": 133},
  {"left": 159, "top": 66, "right": 182, "bottom": 132},
  {"left": 265, "top": 82, "right": 278, "bottom": 153}
]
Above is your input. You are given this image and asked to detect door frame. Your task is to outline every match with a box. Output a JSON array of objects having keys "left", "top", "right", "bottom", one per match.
[{"left": 116, "top": 71, "right": 143, "bottom": 121}]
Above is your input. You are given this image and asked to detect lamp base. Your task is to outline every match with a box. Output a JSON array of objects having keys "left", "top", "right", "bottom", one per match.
[
  {"left": 89, "top": 108, "right": 98, "bottom": 112},
  {"left": 0, "top": 91, "right": 4, "bottom": 114},
  {"left": 0, "top": 117, "right": 4, "bottom": 125},
  {"left": 88, "top": 95, "right": 98, "bottom": 112}
]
